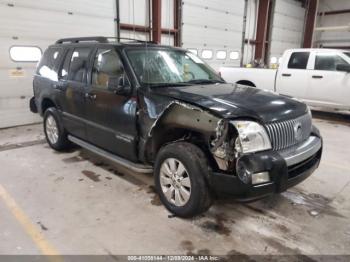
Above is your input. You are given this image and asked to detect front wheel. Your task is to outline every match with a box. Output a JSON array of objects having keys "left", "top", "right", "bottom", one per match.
[{"left": 154, "top": 142, "right": 212, "bottom": 217}]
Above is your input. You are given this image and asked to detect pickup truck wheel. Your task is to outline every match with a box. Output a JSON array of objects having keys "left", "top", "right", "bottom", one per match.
[
  {"left": 44, "top": 107, "right": 71, "bottom": 151},
  {"left": 154, "top": 142, "right": 212, "bottom": 217}
]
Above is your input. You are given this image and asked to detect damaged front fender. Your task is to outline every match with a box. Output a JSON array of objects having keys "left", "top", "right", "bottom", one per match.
[{"left": 139, "top": 96, "right": 237, "bottom": 172}]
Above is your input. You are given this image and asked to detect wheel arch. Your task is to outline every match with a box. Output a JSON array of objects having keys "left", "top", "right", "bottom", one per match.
[
  {"left": 236, "top": 80, "right": 256, "bottom": 87},
  {"left": 143, "top": 102, "right": 222, "bottom": 169},
  {"left": 40, "top": 97, "right": 57, "bottom": 115}
]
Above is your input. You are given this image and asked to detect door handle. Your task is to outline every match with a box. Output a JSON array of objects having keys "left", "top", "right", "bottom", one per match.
[
  {"left": 282, "top": 73, "right": 292, "bottom": 77},
  {"left": 85, "top": 92, "right": 97, "bottom": 100},
  {"left": 312, "top": 75, "right": 323, "bottom": 79}
]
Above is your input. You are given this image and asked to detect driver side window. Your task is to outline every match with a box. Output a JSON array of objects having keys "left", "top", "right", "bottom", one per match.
[{"left": 92, "top": 48, "right": 124, "bottom": 89}]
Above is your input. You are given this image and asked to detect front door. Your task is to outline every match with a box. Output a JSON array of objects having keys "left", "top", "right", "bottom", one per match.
[
  {"left": 306, "top": 51, "right": 350, "bottom": 110},
  {"left": 84, "top": 47, "right": 138, "bottom": 161}
]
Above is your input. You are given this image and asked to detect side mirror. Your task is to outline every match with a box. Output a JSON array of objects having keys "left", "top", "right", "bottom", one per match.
[
  {"left": 336, "top": 64, "right": 350, "bottom": 73},
  {"left": 107, "top": 74, "right": 131, "bottom": 95}
]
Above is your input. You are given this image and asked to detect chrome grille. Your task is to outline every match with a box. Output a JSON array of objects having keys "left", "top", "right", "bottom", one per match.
[{"left": 265, "top": 114, "right": 312, "bottom": 151}]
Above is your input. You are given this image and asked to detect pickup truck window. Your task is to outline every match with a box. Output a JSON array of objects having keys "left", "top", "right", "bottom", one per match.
[
  {"left": 92, "top": 48, "right": 124, "bottom": 89},
  {"left": 315, "top": 53, "right": 348, "bottom": 71},
  {"left": 288, "top": 52, "right": 310, "bottom": 69},
  {"left": 126, "top": 49, "right": 221, "bottom": 86}
]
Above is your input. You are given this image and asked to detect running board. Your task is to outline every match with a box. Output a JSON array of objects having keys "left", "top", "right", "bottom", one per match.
[{"left": 68, "top": 135, "right": 153, "bottom": 173}]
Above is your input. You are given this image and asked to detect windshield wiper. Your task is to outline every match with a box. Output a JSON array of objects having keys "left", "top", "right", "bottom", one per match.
[
  {"left": 146, "top": 82, "right": 192, "bottom": 88},
  {"left": 187, "top": 79, "right": 225, "bottom": 85}
]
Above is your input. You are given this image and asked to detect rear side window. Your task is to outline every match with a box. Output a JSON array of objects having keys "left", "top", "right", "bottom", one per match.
[
  {"left": 92, "top": 48, "right": 124, "bottom": 89},
  {"left": 288, "top": 52, "right": 310, "bottom": 69},
  {"left": 59, "top": 50, "right": 71, "bottom": 80},
  {"left": 315, "top": 54, "right": 348, "bottom": 71},
  {"left": 37, "top": 47, "right": 63, "bottom": 80},
  {"left": 67, "top": 48, "right": 91, "bottom": 83}
]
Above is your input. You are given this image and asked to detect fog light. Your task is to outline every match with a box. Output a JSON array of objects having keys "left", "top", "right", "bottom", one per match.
[
  {"left": 252, "top": 172, "right": 270, "bottom": 185},
  {"left": 236, "top": 160, "right": 251, "bottom": 184}
]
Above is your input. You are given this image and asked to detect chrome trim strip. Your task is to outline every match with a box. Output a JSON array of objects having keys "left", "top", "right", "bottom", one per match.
[
  {"left": 279, "top": 136, "right": 322, "bottom": 167},
  {"left": 68, "top": 135, "right": 153, "bottom": 173}
]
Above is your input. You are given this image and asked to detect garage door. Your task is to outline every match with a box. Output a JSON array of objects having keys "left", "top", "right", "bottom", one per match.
[
  {"left": 269, "top": 0, "right": 306, "bottom": 63},
  {"left": 0, "top": 0, "right": 116, "bottom": 128},
  {"left": 181, "top": 0, "right": 246, "bottom": 70}
]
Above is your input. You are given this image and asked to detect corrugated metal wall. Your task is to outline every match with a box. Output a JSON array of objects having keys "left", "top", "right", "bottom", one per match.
[
  {"left": 316, "top": 0, "right": 350, "bottom": 48},
  {"left": 269, "top": 0, "right": 306, "bottom": 63},
  {"left": 0, "top": 0, "right": 116, "bottom": 128}
]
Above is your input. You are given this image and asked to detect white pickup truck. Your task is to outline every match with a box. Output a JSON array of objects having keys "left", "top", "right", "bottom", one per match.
[{"left": 220, "top": 49, "right": 350, "bottom": 114}]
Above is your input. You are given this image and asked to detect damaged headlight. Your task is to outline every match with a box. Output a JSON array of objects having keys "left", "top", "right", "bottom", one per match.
[{"left": 231, "top": 121, "right": 272, "bottom": 154}]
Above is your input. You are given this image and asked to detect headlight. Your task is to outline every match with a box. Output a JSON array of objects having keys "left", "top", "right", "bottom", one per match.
[{"left": 231, "top": 120, "right": 272, "bottom": 154}]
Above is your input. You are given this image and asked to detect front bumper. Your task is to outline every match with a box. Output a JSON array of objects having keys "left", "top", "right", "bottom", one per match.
[{"left": 209, "top": 133, "right": 322, "bottom": 200}]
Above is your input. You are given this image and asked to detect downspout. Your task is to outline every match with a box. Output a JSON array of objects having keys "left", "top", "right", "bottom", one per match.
[
  {"left": 148, "top": 0, "right": 152, "bottom": 41},
  {"left": 241, "top": 0, "right": 248, "bottom": 67},
  {"left": 115, "top": 0, "right": 120, "bottom": 40}
]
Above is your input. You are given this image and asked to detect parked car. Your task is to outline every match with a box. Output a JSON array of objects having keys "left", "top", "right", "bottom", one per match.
[
  {"left": 220, "top": 49, "right": 350, "bottom": 114},
  {"left": 30, "top": 37, "right": 322, "bottom": 217}
]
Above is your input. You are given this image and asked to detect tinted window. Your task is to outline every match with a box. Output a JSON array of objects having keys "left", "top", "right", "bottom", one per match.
[
  {"left": 67, "top": 48, "right": 91, "bottom": 83},
  {"left": 288, "top": 52, "right": 310, "bottom": 69},
  {"left": 37, "top": 47, "right": 63, "bottom": 80},
  {"left": 59, "top": 50, "right": 72, "bottom": 80},
  {"left": 315, "top": 54, "right": 348, "bottom": 71},
  {"left": 92, "top": 48, "right": 124, "bottom": 89}
]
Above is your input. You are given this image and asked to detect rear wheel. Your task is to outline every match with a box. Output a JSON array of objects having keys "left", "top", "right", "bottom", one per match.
[
  {"left": 44, "top": 107, "right": 71, "bottom": 151},
  {"left": 154, "top": 142, "right": 212, "bottom": 217}
]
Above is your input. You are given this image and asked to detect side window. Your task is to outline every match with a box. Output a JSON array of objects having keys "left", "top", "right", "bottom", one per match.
[
  {"left": 59, "top": 50, "right": 71, "bottom": 80},
  {"left": 92, "top": 48, "right": 124, "bottom": 89},
  {"left": 37, "top": 47, "right": 63, "bottom": 80},
  {"left": 288, "top": 52, "right": 310, "bottom": 69},
  {"left": 68, "top": 48, "right": 91, "bottom": 83},
  {"left": 315, "top": 54, "right": 348, "bottom": 71}
]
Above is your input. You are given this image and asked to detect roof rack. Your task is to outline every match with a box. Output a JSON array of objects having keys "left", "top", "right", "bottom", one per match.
[
  {"left": 55, "top": 36, "right": 108, "bottom": 44},
  {"left": 55, "top": 36, "right": 156, "bottom": 44}
]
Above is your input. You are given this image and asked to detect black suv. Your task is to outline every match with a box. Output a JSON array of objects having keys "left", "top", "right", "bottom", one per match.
[{"left": 30, "top": 37, "right": 322, "bottom": 217}]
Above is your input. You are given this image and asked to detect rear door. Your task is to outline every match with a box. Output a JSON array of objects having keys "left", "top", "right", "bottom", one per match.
[
  {"left": 305, "top": 51, "right": 350, "bottom": 110},
  {"left": 276, "top": 51, "right": 310, "bottom": 99},
  {"left": 58, "top": 46, "right": 92, "bottom": 140},
  {"left": 84, "top": 47, "right": 138, "bottom": 161}
]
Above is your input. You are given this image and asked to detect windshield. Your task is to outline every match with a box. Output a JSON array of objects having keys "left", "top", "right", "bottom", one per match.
[
  {"left": 126, "top": 49, "right": 223, "bottom": 87},
  {"left": 344, "top": 52, "right": 350, "bottom": 59}
]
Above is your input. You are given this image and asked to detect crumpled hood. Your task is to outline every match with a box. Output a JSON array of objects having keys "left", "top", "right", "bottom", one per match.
[{"left": 151, "top": 83, "right": 308, "bottom": 123}]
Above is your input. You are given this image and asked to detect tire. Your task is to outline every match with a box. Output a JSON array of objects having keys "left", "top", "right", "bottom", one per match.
[
  {"left": 43, "top": 107, "right": 71, "bottom": 151},
  {"left": 154, "top": 142, "right": 212, "bottom": 218}
]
